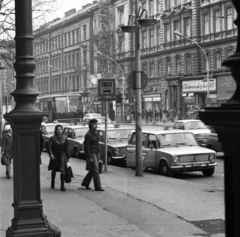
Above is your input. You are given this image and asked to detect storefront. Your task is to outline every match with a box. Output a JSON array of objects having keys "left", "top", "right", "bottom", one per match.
[
  {"left": 142, "top": 94, "right": 162, "bottom": 111},
  {"left": 217, "top": 74, "right": 236, "bottom": 105},
  {"left": 182, "top": 78, "right": 217, "bottom": 116}
]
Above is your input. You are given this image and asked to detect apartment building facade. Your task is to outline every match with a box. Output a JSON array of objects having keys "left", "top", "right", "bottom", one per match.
[{"left": 33, "top": 0, "right": 237, "bottom": 117}]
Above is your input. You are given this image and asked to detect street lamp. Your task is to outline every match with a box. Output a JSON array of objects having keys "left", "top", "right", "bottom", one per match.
[
  {"left": 120, "top": 6, "right": 157, "bottom": 176},
  {"left": 48, "top": 64, "right": 72, "bottom": 94},
  {"left": 174, "top": 31, "right": 213, "bottom": 106},
  {"left": 96, "top": 50, "right": 125, "bottom": 123}
]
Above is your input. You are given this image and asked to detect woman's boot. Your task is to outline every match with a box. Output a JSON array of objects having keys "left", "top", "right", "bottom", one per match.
[
  {"left": 51, "top": 170, "right": 56, "bottom": 188},
  {"left": 60, "top": 174, "right": 66, "bottom": 191}
]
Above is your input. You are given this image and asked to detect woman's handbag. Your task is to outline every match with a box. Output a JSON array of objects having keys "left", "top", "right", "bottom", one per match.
[
  {"left": 86, "top": 159, "right": 103, "bottom": 174},
  {"left": 1, "top": 155, "right": 7, "bottom": 166},
  {"left": 65, "top": 162, "right": 74, "bottom": 183}
]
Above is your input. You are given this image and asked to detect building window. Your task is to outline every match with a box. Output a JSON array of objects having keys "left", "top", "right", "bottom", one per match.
[
  {"left": 215, "top": 52, "right": 221, "bottom": 69},
  {"left": 149, "top": 0, "right": 154, "bottom": 16},
  {"left": 83, "top": 26, "right": 87, "bottom": 41},
  {"left": 164, "top": 23, "right": 170, "bottom": 42},
  {"left": 176, "top": 57, "right": 181, "bottom": 73},
  {"left": 166, "top": 59, "right": 171, "bottom": 75},
  {"left": 76, "top": 30, "right": 79, "bottom": 43},
  {"left": 150, "top": 29, "right": 154, "bottom": 47},
  {"left": 118, "top": 35, "right": 124, "bottom": 53},
  {"left": 165, "top": 0, "right": 170, "bottom": 9},
  {"left": 83, "top": 50, "right": 87, "bottom": 65},
  {"left": 204, "top": 13, "right": 210, "bottom": 34},
  {"left": 186, "top": 55, "right": 191, "bottom": 73},
  {"left": 184, "top": 17, "right": 191, "bottom": 37},
  {"left": 226, "top": 7, "right": 232, "bottom": 30},
  {"left": 119, "top": 8, "right": 124, "bottom": 25},
  {"left": 158, "top": 61, "right": 161, "bottom": 75},
  {"left": 68, "top": 33, "right": 71, "bottom": 46},
  {"left": 150, "top": 62, "right": 155, "bottom": 76},
  {"left": 142, "top": 31, "right": 147, "bottom": 48},
  {"left": 157, "top": 27, "right": 161, "bottom": 45},
  {"left": 143, "top": 64, "right": 147, "bottom": 74},
  {"left": 215, "top": 10, "right": 221, "bottom": 32},
  {"left": 72, "top": 31, "right": 75, "bottom": 44},
  {"left": 226, "top": 48, "right": 233, "bottom": 58},
  {"left": 173, "top": 20, "right": 180, "bottom": 40}
]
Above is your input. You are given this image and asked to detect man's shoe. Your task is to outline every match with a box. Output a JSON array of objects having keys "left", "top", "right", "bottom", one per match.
[
  {"left": 95, "top": 187, "right": 104, "bottom": 191},
  {"left": 81, "top": 183, "right": 91, "bottom": 190}
]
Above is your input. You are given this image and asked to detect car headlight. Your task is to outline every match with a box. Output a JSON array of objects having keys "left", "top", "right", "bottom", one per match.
[
  {"left": 115, "top": 148, "right": 119, "bottom": 156},
  {"left": 173, "top": 156, "right": 180, "bottom": 166},
  {"left": 208, "top": 154, "right": 215, "bottom": 163}
]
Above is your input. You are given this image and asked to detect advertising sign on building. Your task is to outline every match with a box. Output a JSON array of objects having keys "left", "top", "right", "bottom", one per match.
[
  {"left": 217, "top": 75, "right": 236, "bottom": 101},
  {"left": 182, "top": 79, "right": 216, "bottom": 93}
]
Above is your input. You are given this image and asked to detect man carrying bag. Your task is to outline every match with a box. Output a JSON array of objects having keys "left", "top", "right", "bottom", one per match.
[{"left": 81, "top": 119, "right": 104, "bottom": 191}]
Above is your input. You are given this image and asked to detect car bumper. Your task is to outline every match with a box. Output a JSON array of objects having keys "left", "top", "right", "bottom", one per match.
[
  {"left": 170, "top": 162, "right": 217, "bottom": 171},
  {"left": 112, "top": 155, "right": 126, "bottom": 159}
]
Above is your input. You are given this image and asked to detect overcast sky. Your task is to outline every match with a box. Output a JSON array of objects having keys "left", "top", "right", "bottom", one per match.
[{"left": 49, "top": 0, "right": 93, "bottom": 21}]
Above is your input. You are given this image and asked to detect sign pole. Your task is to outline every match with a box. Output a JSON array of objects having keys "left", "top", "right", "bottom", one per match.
[{"left": 104, "top": 100, "right": 108, "bottom": 171}]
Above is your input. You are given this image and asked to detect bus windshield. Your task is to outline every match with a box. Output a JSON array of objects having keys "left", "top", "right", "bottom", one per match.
[{"left": 55, "top": 96, "right": 81, "bottom": 113}]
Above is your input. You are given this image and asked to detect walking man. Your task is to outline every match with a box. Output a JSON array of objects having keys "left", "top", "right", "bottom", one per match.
[{"left": 81, "top": 119, "right": 104, "bottom": 191}]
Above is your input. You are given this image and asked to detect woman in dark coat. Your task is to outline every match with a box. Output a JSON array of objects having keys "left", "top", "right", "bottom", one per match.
[
  {"left": 1, "top": 125, "right": 13, "bottom": 179},
  {"left": 48, "top": 124, "right": 70, "bottom": 191}
]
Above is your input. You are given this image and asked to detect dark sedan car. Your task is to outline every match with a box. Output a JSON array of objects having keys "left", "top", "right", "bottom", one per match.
[{"left": 97, "top": 127, "right": 135, "bottom": 166}]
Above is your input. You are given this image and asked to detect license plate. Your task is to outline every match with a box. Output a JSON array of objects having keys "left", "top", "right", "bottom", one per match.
[{"left": 193, "top": 163, "right": 201, "bottom": 167}]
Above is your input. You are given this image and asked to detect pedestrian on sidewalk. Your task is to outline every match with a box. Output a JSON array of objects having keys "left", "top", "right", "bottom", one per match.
[
  {"left": 1, "top": 125, "right": 13, "bottom": 179},
  {"left": 159, "top": 109, "right": 162, "bottom": 122},
  {"left": 81, "top": 119, "right": 104, "bottom": 191},
  {"left": 162, "top": 112, "right": 167, "bottom": 123},
  {"left": 154, "top": 110, "right": 159, "bottom": 122},
  {"left": 146, "top": 109, "right": 149, "bottom": 124},
  {"left": 149, "top": 109, "right": 153, "bottom": 123},
  {"left": 48, "top": 124, "right": 70, "bottom": 191}
]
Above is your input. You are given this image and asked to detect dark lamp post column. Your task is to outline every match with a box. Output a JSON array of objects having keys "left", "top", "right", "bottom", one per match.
[
  {"left": 199, "top": 1, "right": 240, "bottom": 236},
  {"left": 5, "top": 0, "right": 53, "bottom": 236}
]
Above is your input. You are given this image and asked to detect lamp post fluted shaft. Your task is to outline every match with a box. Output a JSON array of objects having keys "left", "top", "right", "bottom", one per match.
[{"left": 135, "top": 0, "right": 143, "bottom": 176}]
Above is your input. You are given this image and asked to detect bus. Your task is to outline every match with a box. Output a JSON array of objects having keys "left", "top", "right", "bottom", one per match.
[{"left": 36, "top": 94, "right": 83, "bottom": 124}]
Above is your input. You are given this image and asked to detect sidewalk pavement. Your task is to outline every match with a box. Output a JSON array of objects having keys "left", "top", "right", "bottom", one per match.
[{"left": 0, "top": 155, "right": 225, "bottom": 237}]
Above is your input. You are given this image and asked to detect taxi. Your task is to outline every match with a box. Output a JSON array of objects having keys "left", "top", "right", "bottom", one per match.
[
  {"left": 126, "top": 129, "right": 217, "bottom": 177},
  {"left": 98, "top": 127, "right": 135, "bottom": 165}
]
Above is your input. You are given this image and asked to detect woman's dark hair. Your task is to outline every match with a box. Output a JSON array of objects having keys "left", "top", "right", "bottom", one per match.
[{"left": 54, "top": 124, "right": 63, "bottom": 136}]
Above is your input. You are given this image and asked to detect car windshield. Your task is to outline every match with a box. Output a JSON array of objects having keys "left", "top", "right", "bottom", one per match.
[
  {"left": 157, "top": 133, "right": 198, "bottom": 147},
  {"left": 185, "top": 121, "right": 207, "bottom": 130},
  {"left": 74, "top": 128, "right": 89, "bottom": 137},
  {"left": 108, "top": 130, "right": 129, "bottom": 140}
]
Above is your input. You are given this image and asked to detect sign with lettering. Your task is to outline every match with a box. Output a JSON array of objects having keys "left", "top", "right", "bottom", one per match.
[
  {"left": 98, "top": 79, "right": 115, "bottom": 101},
  {"left": 217, "top": 75, "right": 236, "bottom": 100},
  {"left": 182, "top": 79, "right": 216, "bottom": 93}
]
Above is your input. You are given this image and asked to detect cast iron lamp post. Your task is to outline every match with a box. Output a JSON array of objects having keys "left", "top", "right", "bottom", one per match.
[
  {"left": 199, "top": 1, "right": 240, "bottom": 236},
  {"left": 96, "top": 50, "right": 125, "bottom": 123},
  {"left": 48, "top": 64, "right": 72, "bottom": 94},
  {"left": 174, "top": 31, "right": 214, "bottom": 106},
  {"left": 120, "top": 4, "right": 156, "bottom": 176},
  {"left": 4, "top": 0, "right": 58, "bottom": 236}
]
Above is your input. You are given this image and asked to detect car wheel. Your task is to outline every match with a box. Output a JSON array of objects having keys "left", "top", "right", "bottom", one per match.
[
  {"left": 202, "top": 167, "right": 215, "bottom": 177},
  {"left": 159, "top": 160, "right": 174, "bottom": 177},
  {"left": 74, "top": 148, "right": 79, "bottom": 158}
]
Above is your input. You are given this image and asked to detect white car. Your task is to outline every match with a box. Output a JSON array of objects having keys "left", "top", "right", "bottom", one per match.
[{"left": 83, "top": 113, "right": 102, "bottom": 122}]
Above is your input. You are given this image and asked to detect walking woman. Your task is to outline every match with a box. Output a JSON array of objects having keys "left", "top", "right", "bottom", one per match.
[
  {"left": 1, "top": 125, "right": 13, "bottom": 179},
  {"left": 48, "top": 124, "right": 70, "bottom": 191}
]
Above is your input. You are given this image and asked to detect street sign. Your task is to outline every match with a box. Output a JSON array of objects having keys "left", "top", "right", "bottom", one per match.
[
  {"left": 98, "top": 79, "right": 116, "bottom": 101},
  {"left": 122, "top": 94, "right": 126, "bottom": 99},
  {"left": 128, "top": 71, "right": 148, "bottom": 90}
]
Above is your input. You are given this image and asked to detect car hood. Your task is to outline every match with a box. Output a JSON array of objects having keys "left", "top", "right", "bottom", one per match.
[
  {"left": 158, "top": 146, "right": 215, "bottom": 155},
  {"left": 71, "top": 137, "right": 85, "bottom": 142}
]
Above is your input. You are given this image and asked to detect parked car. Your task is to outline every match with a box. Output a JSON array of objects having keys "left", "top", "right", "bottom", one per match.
[
  {"left": 62, "top": 125, "right": 89, "bottom": 158},
  {"left": 41, "top": 122, "right": 69, "bottom": 151},
  {"left": 126, "top": 129, "right": 217, "bottom": 177},
  {"left": 83, "top": 113, "right": 102, "bottom": 122},
  {"left": 97, "top": 127, "right": 135, "bottom": 165},
  {"left": 172, "top": 120, "right": 222, "bottom": 152}
]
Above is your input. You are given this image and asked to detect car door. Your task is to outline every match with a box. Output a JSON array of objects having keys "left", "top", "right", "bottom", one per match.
[{"left": 142, "top": 134, "right": 157, "bottom": 168}]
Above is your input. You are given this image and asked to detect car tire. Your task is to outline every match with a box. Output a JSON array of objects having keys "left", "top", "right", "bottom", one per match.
[
  {"left": 159, "top": 160, "right": 174, "bottom": 177},
  {"left": 74, "top": 148, "right": 79, "bottom": 158},
  {"left": 202, "top": 167, "right": 215, "bottom": 177}
]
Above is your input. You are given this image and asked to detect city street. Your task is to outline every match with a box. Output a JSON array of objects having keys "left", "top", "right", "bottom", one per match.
[{"left": 0, "top": 149, "right": 225, "bottom": 237}]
